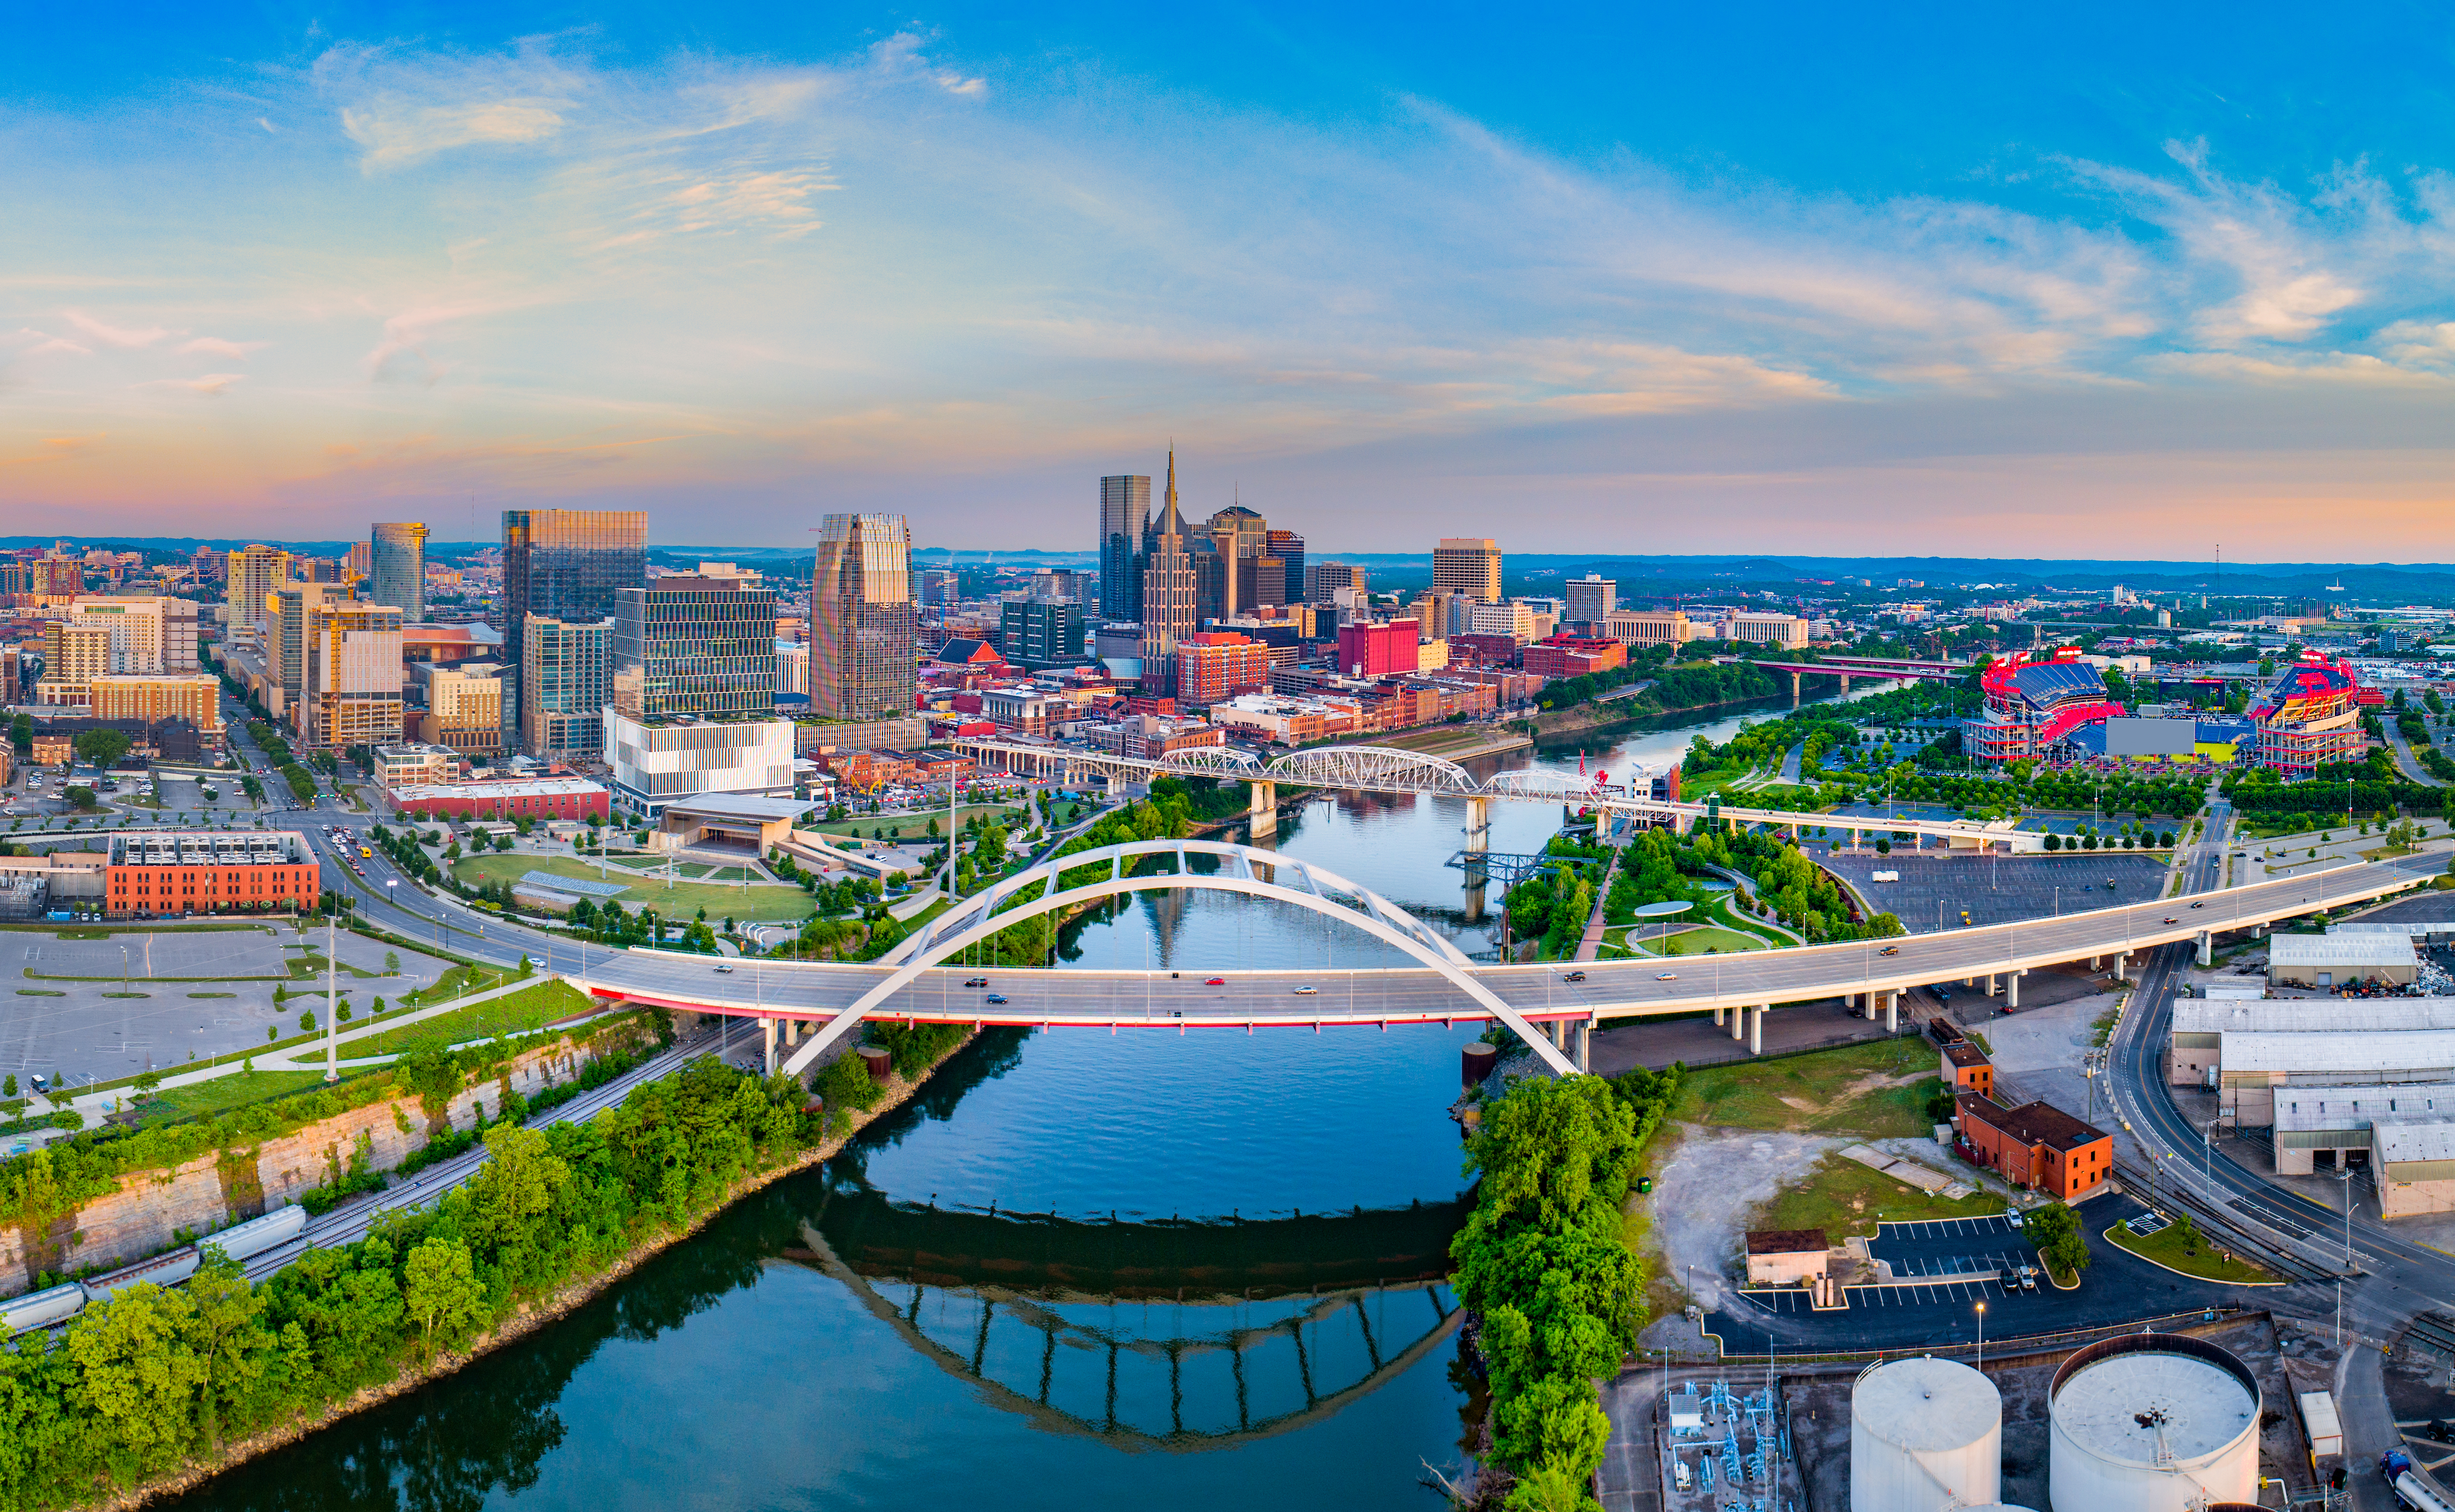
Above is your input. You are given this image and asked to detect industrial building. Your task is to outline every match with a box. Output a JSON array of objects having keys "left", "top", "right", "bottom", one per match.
[
  {"left": 2375, "top": 1125, "right": 2455, "bottom": 1219},
  {"left": 1741, "top": 1229, "right": 1829, "bottom": 1288},
  {"left": 2272, "top": 1082, "right": 2455, "bottom": 1177},
  {"left": 2167, "top": 999, "right": 2455, "bottom": 1085},
  {"left": 2265, "top": 932, "right": 2419, "bottom": 988},
  {"left": 2216, "top": 1029, "right": 2455, "bottom": 1126},
  {"left": 1951, "top": 1095, "right": 2113, "bottom": 1201},
  {"left": 385, "top": 776, "right": 610, "bottom": 822},
  {"left": 102, "top": 832, "right": 319, "bottom": 919}
]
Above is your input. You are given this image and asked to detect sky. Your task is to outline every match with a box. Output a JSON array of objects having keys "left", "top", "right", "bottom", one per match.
[{"left": 7, "top": 2, "right": 2455, "bottom": 558}]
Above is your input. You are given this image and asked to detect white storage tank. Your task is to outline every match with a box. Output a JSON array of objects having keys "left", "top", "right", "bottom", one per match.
[
  {"left": 2049, "top": 1332, "right": 2260, "bottom": 1512},
  {"left": 203, "top": 1204, "right": 307, "bottom": 1263},
  {"left": 1851, "top": 1355, "right": 2003, "bottom": 1512}
]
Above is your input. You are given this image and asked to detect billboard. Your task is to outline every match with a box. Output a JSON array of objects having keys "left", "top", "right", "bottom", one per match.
[{"left": 2104, "top": 717, "right": 2196, "bottom": 757}]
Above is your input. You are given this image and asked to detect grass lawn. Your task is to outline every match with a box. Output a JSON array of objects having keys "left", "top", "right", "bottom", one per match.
[
  {"left": 1673, "top": 1037, "right": 1944, "bottom": 1138},
  {"left": 1752, "top": 1153, "right": 2006, "bottom": 1243},
  {"left": 809, "top": 803, "right": 1022, "bottom": 840},
  {"left": 143, "top": 1069, "right": 330, "bottom": 1122},
  {"left": 1659, "top": 925, "right": 1773, "bottom": 956},
  {"left": 2104, "top": 1216, "right": 2276, "bottom": 1284},
  {"left": 345, "top": 979, "right": 597, "bottom": 1057},
  {"left": 402, "top": 962, "right": 517, "bottom": 1006},
  {"left": 451, "top": 853, "right": 814, "bottom": 922}
]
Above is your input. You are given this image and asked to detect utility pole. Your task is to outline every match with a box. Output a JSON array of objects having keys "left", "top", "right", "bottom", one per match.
[{"left": 323, "top": 911, "right": 339, "bottom": 1083}]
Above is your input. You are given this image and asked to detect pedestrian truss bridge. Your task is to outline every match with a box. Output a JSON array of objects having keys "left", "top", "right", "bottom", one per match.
[
  {"left": 953, "top": 736, "right": 2046, "bottom": 852},
  {"left": 567, "top": 843, "right": 2439, "bottom": 1079}
]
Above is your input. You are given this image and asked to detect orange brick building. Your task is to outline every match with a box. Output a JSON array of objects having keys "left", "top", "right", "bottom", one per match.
[
  {"left": 1954, "top": 1094, "right": 2112, "bottom": 1200},
  {"left": 1940, "top": 1040, "right": 1995, "bottom": 1099},
  {"left": 104, "top": 832, "right": 319, "bottom": 919},
  {"left": 1174, "top": 633, "right": 1272, "bottom": 708}
]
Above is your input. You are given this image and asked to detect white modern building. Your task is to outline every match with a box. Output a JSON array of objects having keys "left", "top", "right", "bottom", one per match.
[{"left": 603, "top": 711, "right": 796, "bottom": 820}]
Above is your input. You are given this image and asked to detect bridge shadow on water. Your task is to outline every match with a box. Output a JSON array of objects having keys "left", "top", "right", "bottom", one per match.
[{"left": 159, "top": 1028, "right": 1470, "bottom": 1511}]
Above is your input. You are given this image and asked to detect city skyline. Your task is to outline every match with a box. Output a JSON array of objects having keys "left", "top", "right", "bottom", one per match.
[{"left": 9, "top": 6, "right": 2455, "bottom": 554}]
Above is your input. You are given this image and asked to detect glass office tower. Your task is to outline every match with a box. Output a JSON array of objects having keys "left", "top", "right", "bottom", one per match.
[
  {"left": 521, "top": 613, "right": 612, "bottom": 757},
  {"left": 811, "top": 514, "right": 917, "bottom": 719},
  {"left": 611, "top": 573, "right": 778, "bottom": 720},
  {"left": 369, "top": 522, "right": 428, "bottom": 621},
  {"left": 500, "top": 509, "right": 647, "bottom": 748}
]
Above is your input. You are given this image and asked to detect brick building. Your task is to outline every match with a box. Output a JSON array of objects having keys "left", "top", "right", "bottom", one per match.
[
  {"left": 385, "top": 776, "right": 611, "bottom": 821},
  {"left": 1940, "top": 1040, "right": 1994, "bottom": 1099},
  {"left": 1334, "top": 621, "right": 1421, "bottom": 678},
  {"left": 104, "top": 831, "right": 319, "bottom": 919},
  {"left": 1953, "top": 1094, "right": 2112, "bottom": 1200},
  {"left": 1522, "top": 635, "right": 1628, "bottom": 680},
  {"left": 1174, "top": 632, "right": 1273, "bottom": 708}
]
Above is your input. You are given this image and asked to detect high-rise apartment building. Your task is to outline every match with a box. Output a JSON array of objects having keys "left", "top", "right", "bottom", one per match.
[
  {"left": 1099, "top": 475, "right": 1152, "bottom": 624},
  {"left": 344, "top": 541, "right": 371, "bottom": 580},
  {"left": 1336, "top": 621, "right": 1421, "bottom": 678},
  {"left": 612, "top": 570, "right": 779, "bottom": 720},
  {"left": 1306, "top": 561, "right": 1368, "bottom": 602},
  {"left": 501, "top": 509, "right": 648, "bottom": 748},
  {"left": 302, "top": 602, "right": 405, "bottom": 750},
  {"left": 1173, "top": 632, "right": 1272, "bottom": 707},
  {"left": 89, "top": 676, "right": 223, "bottom": 742},
  {"left": 225, "top": 545, "right": 291, "bottom": 641},
  {"left": 811, "top": 514, "right": 918, "bottom": 720},
  {"left": 521, "top": 614, "right": 612, "bottom": 758},
  {"left": 371, "top": 522, "right": 429, "bottom": 622},
  {"left": 1564, "top": 574, "right": 1616, "bottom": 626},
  {"left": 34, "top": 622, "right": 112, "bottom": 705},
  {"left": 417, "top": 664, "right": 504, "bottom": 756},
  {"left": 63, "top": 597, "right": 199, "bottom": 676},
  {"left": 1267, "top": 529, "right": 1305, "bottom": 607},
  {"left": 1138, "top": 454, "right": 1198, "bottom": 694},
  {"left": 272, "top": 583, "right": 347, "bottom": 727},
  {"left": 1432, "top": 538, "right": 1503, "bottom": 603}
]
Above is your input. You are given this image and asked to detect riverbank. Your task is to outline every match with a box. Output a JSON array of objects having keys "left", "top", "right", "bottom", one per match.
[
  {"left": 90, "top": 1030, "right": 978, "bottom": 1512},
  {"left": 1527, "top": 687, "right": 1803, "bottom": 747}
]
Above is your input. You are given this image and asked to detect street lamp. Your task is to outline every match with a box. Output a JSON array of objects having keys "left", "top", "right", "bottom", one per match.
[{"left": 1974, "top": 1301, "right": 1986, "bottom": 1371}]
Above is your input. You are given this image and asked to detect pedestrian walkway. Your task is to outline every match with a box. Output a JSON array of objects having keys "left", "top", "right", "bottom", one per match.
[{"left": 1574, "top": 847, "right": 1622, "bottom": 962}]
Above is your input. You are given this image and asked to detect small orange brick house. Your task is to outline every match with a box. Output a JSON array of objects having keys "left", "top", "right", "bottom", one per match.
[{"left": 1955, "top": 1094, "right": 2113, "bottom": 1200}]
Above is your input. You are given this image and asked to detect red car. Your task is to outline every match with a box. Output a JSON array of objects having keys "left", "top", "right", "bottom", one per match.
[{"left": 1204, "top": 977, "right": 1225, "bottom": 986}]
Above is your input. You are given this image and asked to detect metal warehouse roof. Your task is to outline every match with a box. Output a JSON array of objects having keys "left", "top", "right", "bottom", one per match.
[
  {"left": 392, "top": 778, "right": 607, "bottom": 801},
  {"left": 2267, "top": 934, "right": 2419, "bottom": 967},
  {"left": 2274, "top": 1083, "right": 2455, "bottom": 1132},
  {"left": 2175, "top": 1001, "right": 2455, "bottom": 1036},
  {"left": 2376, "top": 1123, "right": 2455, "bottom": 1167},
  {"left": 2222, "top": 1029, "right": 2455, "bottom": 1076}
]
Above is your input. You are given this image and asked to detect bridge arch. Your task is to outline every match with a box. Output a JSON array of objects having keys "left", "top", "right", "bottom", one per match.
[
  {"left": 1261, "top": 745, "right": 1477, "bottom": 793},
  {"left": 1155, "top": 747, "right": 1264, "bottom": 777},
  {"left": 781, "top": 839, "right": 1577, "bottom": 1078}
]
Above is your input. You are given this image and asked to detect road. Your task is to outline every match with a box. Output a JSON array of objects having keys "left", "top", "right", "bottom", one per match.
[{"left": 2386, "top": 719, "right": 2447, "bottom": 788}]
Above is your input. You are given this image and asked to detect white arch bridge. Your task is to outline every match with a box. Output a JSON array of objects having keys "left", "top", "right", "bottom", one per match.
[
  {"left": 953, "top": 736, "right": 2045, "bottom": 852},
  {"left": 563, "top": 848, "right": 2439, "bottom": 1084}
]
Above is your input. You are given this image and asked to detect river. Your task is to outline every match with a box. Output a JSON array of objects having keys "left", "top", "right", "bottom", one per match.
[{"left": 162, "top": 686, "right": 1883, "bottom": 1512}]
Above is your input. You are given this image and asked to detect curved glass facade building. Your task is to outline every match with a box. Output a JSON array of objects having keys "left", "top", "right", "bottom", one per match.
[{"left": 811, "top": 514, "right": 917, "bottom": 720}]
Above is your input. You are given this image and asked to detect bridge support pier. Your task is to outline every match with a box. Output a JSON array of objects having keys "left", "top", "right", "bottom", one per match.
[
  {"left": 2112, "top": 954, "right": 2129, "bottom": 983},
  {"left": 1837, "top": 674, "right": 1850, "bottom": 695},
  {"left": 2197, "top": 930, "right": 2212, "bottom": 968},
  {"left": 1715, "top": 1004, "right": 1726, "bottom": 1028},
  {"left": 1885, "top": 990, "right": 1898, "bottom": 1034},
  {"left": 1987, "top": 974, "right": 1999, "bottom": 997},
  {"left": 1579, "top": 1016, "right": 1593, "bottom": 1073},
  {"left": 1730, "top": 1008, "right": 1744, "bottom": 1043},
  {"left": 761, "top": 1017, "right": 777, "bottom": 1076},
  {"left": 1247, "top": 780, "right": 1277, "bottom": 839},
  {"left": 1750, "top": 1005, "right": 1765, "bottom": 1055},
  {"left": 2006, "top": 971, "right": 2022, "bottom": 1008}
]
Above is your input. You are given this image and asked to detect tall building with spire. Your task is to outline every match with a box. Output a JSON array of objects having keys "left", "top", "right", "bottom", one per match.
[{"left": 1138, "top": 452, "right": 1197, "bottom": 695}]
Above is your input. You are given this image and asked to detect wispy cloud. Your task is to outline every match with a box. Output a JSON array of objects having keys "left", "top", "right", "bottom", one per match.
[
  {"left": 136, "top": 373, "right": 246, "bottom": 396},
  {"left": 317, "top": 42, "right": 582, "bottom": 173},
  {"left": 63, "top": 310, "right": 175, "bottom": 348},
  {"left": 177, "top": 336, "right": 269, "bottom": 358}
]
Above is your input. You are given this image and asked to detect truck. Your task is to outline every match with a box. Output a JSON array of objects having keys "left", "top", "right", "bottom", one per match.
[{"left": 2384, "top": 1450, "right": 2455, "bottom": 1511}]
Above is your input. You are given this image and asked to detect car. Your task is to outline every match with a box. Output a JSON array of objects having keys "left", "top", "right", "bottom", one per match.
[
  {"left": 1204, "top": 977, "right": 1225, "bottom": 986},
  {"left": 1878, "top": 945, "right": 1900, "bottom": 957},
  {"left": 1292, "top": 985, "right": 1319, "bottom": 995},
  {"left": 1655, "top": 971, "right": 1678, "bottom": 981},
  {"left": 2190, "top": 901, "right": 2204, "bottom": 909},
  {"left": 713, "top": 964, "right": 735, "bottom": 973},
  {"left": 2162, "top": 916, "right": 2178, "bottom": 924},
  {"left": 963, "top": 977, "right": 988, "bottom": 988},
  {"left": 984, "top": 993, "right": 1008, "bottom": 1004},
  {"left": 2430, "top": 1420, "right": 2455, "bottom": 1446},
  {"left": 2017, "top": 1266, "right": 2039, "bottom": 1292},
  {"left": 1562, "top": 971, "right": 1586, "bottom": 983}
]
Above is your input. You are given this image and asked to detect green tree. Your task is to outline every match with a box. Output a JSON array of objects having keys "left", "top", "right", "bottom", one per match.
[
  {"left": 298, "top": 1010, "right": 316, "bottom": 1033},
  {"left": 130, "top": 1070, "right": 163, "bottom": 1099},
  {"left": 2023, "top": 1201, "right": 2091, "bottom": 1281},
  {"left": 66, "top": 1283, "right": 211, "bottom": 1467},
  {"left": 402, "top": 1236, "right": 489, "bottom": 1350},
  {"left": 7, "top": 713, "right": 28, "bottom": 755},
  {"left": 73, "top": 727, "right": 134, "bottom": 770},
  {"left": 64, "top": 786, "right": 98, "bottom": 811},
  {"left": 2, "top": 1074, "right": 14, "bottom": 1099},
  {"left": 384, "top": 950, "right": 400, "bottom": 973}
]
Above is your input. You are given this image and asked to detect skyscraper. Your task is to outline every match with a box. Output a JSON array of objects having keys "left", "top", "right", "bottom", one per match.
[
  {"left": 811, "top": 513, "right": 918, "bottom": 719},
  {"left": 1433, "top": 538, "right": 1503, "bottom": 603},
  {"left": 225, "top": 545, "right": 291, "bottom": 642},
  {"left": 370, "top": 522, "right": 429, "bottom": 621},
  {"left": 612, "top": 568, "right": 779, "bottom": 720},
  {"left": 1267, "top": 529, "right": 1305, "bottom": 606},
  {"left": 271, "top": 582, "right": 347, "bottom": 727},
  {"left": 1205, "top": 504, "right": 1269, "bottom": 616},
  {"left": 1099, "top": 475, "right": 1151, "bottom": 624},
  {"left": 302, "top": 601, "right": 405, "bottom": 750},
  {"left": 1138, "top": 453, "right": 1197, "bottom": 694},
  {"left": 501, "top": 509, "right": 648, "bottom": 749},
  {"left": 1564, "top": 573, "right": 1616, "bottom": 626},
  {"left": 521, "top": 614, "right": 613, "bottom": 758}
]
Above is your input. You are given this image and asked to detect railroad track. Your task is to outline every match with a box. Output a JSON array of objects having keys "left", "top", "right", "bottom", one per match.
[{"left": 2113, "top": 1158, "right": 2341, "bottom": 1285}]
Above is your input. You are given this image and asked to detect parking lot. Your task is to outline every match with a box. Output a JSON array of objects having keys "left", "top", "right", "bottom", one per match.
[
  {"left": 0, "top": 924, "right": 450, "bottom": 1091},
  {"left": 1821, "top": 851, "right": 2172, "bottom": 932}
]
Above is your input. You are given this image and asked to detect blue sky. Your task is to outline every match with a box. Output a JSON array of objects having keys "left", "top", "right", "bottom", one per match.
[{"left": 7, "top": 2, "right": 2455, "bottom": 556}]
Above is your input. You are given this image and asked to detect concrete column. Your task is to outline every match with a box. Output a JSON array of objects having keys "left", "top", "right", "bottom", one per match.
[
  {"left": 2089, "top": 955, "right": 2101, "bottom": 971},
  {"left": 1988, "top": 974, "right": 2000, "bottom": 997},
  {"left": 1715, "top": 1004, "right": 1726, "bottom": 1028},
  {"left": 1577, "top": 1017, "right": 1593, "bottom": 1074},
  {"left": 1463, "top": 796, "right": 1491, "bottom": 855},
  {"left": 2113, "top": 954, "right": 2129, "bottom": 983},
  {"left": 1750, "top": 1005, "right": 1764, "bottom": 1056},
  {"left": 1790, "top": 671, "right": 1801, "bottom": 702},
  {"left": 1247, "top": 779, "right": 1277, "bottom": 839},
  {"left": 1885, "top": 990, "right": 1898, "bottom": 1034},
  {"left": 1838, "top": 674, "right": 1851, "bottom": 694},
  {"left": 761, "top": 1017, "right": 777, "bottom": 1076},
  {"left": 2006, "top": 972, "right": 2021, "bottom": 1008},
  {"left": 2197, "top": 930, "right": 2213, "bottom": 967},
  {"left": 1731, "top": 1007, "right": 1744, "bottom": 1042}
]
